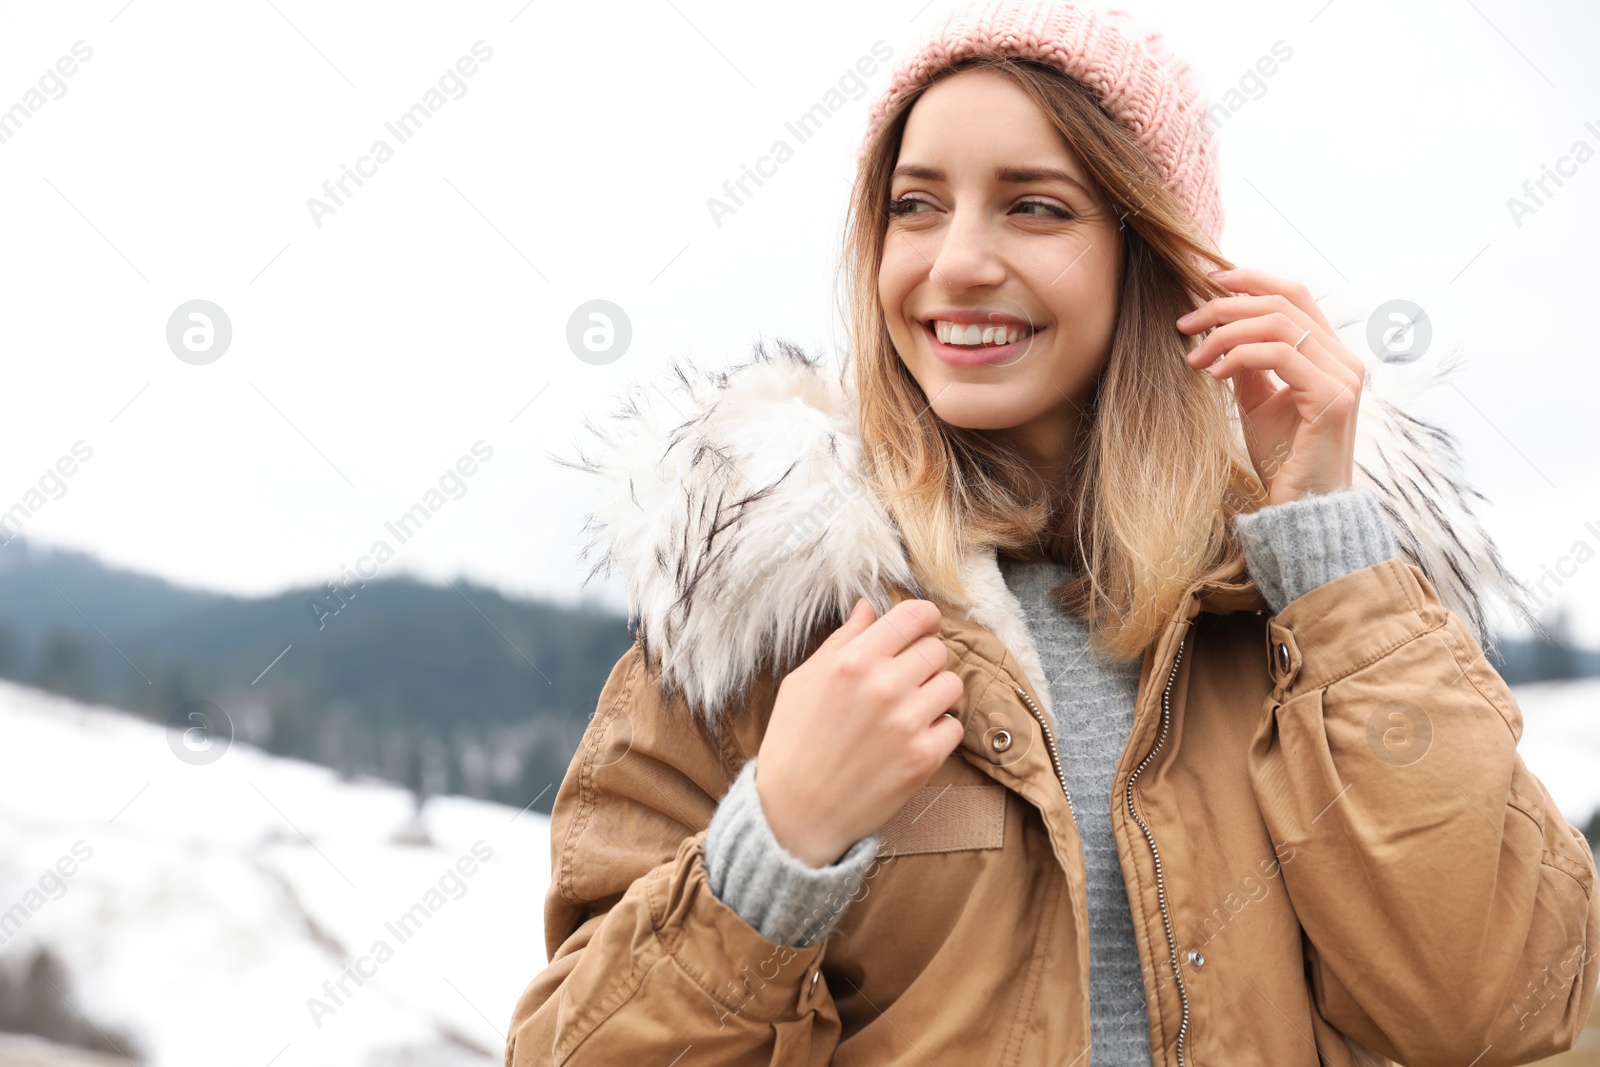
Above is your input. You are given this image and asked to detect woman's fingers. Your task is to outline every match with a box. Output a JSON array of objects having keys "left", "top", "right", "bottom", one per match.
[
  {"left": 853, "top": 597, "right": 945, "bottom": 663},
  {"left": 1199, "top": 340, "right": 1322, "bottom": 390},
  {"left": 1187, "top": 313, "right": 1359, "bottom": 391},
  {"left": 825, "top": 596, "right": 876, "bottom": 648},
  {"left": 1206, "top": 341, "right": 1361, "bottom": 426},
  {"left": 1183, "top": 287, "right": 1364, "bottom": 380},
  {"left": 1208, "top": 267, "right": 1337, "bottom": 336},
  {"left": 917, "top": 692, "right": 970, "bottom": 755},
  {"left": 886, "top": 633, "right": 953, "bottom": 691}
]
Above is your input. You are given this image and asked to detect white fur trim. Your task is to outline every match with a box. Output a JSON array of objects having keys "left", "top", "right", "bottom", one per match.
[{"left": 559, "top": 325, "right": 1538, "bottom": 726}]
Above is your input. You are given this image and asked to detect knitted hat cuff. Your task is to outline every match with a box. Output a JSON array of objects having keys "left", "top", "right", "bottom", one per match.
[{"left": 858, "top": 0, "right": 1223, "bottom": 248}]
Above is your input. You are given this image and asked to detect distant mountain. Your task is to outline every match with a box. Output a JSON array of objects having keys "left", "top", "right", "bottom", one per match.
[
  {"left": 0, "top": 539, "right": 233, "bottom": 645},
  {"left": 0, "top": 540, "right": 633, "bottom": 813}
]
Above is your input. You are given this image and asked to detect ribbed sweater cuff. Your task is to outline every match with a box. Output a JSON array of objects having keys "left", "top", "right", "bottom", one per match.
[
  {"left": 1233, "top": 486, "right": 1399, "bottom": 615},
  {"left": 703, "top": 756, "right": 881, "bottom": 948}
]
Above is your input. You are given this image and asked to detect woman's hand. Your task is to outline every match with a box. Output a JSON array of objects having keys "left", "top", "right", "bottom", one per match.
[
  {"left": 1177, "top": 267, "right": 1366, "bottom": 506},
  {"left": 756, "top": 597, "right": 967, "bottom": 868}
]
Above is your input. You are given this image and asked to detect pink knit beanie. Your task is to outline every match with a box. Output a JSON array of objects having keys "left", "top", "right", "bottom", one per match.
[{"left": 859, "top": 0, "right": 1224, "bottom": 248}]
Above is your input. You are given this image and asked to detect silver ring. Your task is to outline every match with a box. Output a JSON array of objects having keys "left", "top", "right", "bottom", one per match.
[{"left": 1291, "top": 328, "right": 1312, "bottom": 351}]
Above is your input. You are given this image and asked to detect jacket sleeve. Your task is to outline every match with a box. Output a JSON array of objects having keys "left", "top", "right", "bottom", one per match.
[
  {"left": 504, "top": 641, "right": 850, "bottom": 1067},
  {"left": 704, "top": 755, "right": 881, "bottom": 948},
  {"left": 1243, "top": 551, "right": 1599, "bottom": 1067}
]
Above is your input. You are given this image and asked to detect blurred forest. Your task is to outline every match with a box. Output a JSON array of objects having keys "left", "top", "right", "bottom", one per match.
[{"left": 0, "top": 540, "right": 633, "bottom": 816}]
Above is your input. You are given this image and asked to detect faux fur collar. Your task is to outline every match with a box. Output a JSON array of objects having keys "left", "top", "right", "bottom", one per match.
[{"left": 560, "top": 335, "right": 1539, "bottom": 726}]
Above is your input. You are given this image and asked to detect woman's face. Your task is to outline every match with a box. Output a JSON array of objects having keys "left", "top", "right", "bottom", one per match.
[{"left": 878, "top": 68, "right": 1125, "bottom": 466}]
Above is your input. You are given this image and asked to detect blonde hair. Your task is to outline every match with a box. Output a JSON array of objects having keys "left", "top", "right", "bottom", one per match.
[{"left": 837, "top": 55, "right": 1269, "bottom": 662}]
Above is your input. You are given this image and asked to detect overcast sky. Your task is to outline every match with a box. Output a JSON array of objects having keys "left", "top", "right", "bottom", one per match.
[{"left": 2, "top": 0, "right": 1597, "bottom": 644}]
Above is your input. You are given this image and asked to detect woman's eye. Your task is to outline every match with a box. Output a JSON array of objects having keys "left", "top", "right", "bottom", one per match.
[
  {"left": 886, "top": 195, "right": 931, "bottom": 217},
  {"left": 1015, "top": 199, "right": 1074, "bottom": 220}
]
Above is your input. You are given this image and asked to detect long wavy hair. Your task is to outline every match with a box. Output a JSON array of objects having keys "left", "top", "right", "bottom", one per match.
[{"left": 837, "top": 55, "right": 1270, "bottom": 662}]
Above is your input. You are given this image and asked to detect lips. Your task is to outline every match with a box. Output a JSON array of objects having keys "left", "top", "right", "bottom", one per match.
[{"left": 920, "top": 319, "right": 1043, "bottom": 367}]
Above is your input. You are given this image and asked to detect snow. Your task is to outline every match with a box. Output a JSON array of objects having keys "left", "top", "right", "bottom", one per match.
[
  {"left": 0, "top": 675, "right": 1593, "bottom": 1066},
  {"left": 0, "top": 680, "right": 551, "bottom": 1067}
]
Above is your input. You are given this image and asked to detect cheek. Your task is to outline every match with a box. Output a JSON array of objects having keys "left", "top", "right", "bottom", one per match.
[
  {"left": 877, "top": 243, "right": 920, "bottom": 316},
  {"left": 1027, "top": 251, "right": 1120, "bottom": 328}
]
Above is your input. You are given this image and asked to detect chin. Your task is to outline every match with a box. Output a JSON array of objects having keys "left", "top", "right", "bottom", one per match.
[{"left": 924, "top": 382, "right": 1042, "bottom": 431}]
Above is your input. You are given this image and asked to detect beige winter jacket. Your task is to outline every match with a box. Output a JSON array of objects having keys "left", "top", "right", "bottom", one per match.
[{"left": 506, "top": 344, "right": 1598, "bottom": 1067}]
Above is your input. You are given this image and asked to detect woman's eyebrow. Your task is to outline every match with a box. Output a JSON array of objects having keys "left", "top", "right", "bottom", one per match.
[
  {"left": 891, "top": 163, "right": 1092, "bottom": 197},
  {"left": 996, "top": 166, "right": 1091, "bottom": 195}
]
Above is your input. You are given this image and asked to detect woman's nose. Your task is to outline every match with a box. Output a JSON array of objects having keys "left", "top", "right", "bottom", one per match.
[{"left": 928, "top": 209, "right": 1006, "bottom": 290}]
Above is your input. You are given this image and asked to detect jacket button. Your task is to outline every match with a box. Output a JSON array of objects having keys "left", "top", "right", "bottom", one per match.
[
  {"left": 990, "top": 729, "right": 1013, "bottom": 753},
  {"left": 810, "top": 970, "right": 822, "bottom": 994},
  {"left": 1186, "top": 949, "right": 1205, "bottom": 968},
  {"left": 1275, "top": 642, "right": 1290, "bottom": 675}
]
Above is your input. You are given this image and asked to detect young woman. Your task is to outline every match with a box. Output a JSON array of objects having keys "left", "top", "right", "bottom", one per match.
[{"left": 508, "top": 3, "right": 1597, "bottom": 1064}]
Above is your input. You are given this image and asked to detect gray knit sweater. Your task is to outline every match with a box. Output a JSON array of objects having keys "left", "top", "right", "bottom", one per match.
[{"left": 701, "top": 487, "right": 1399, "bottom": 1056}]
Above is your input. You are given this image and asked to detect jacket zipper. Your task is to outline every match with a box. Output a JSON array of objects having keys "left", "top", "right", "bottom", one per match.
[
  {"left": 1011, "top": 630, "right": 1191, "bottom": 1064},
  {"left": 1125, "top": 632, "right": 1191, "bottom": 1066},
  {"left": 1013, "top": 685, "right": 1075, "bottom": 820}
]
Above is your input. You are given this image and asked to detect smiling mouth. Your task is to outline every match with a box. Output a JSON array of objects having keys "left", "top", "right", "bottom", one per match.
[
  {"left": 920, "top": 319, "right": 1043, "bottom": 365},
  {"left": 925, "top": 319, "right": 1038, "bottom": 347}
]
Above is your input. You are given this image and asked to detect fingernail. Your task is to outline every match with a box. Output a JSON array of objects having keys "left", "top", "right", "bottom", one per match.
[{"left": 1209, "top": 269, "right": 1231, "bottom": 278}]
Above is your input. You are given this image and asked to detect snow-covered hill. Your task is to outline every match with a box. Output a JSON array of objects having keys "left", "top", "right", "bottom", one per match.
[
  {"left": 0, "top": 676, "right": 1594, "bottom": 1067},
  {"left": 0, "top": 680, "right": 552, "bottom": 1067}
]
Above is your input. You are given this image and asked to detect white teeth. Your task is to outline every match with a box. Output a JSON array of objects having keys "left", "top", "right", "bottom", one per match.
[{"left": 932, "top": 319, "right": 1033, "bottom": 347}]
